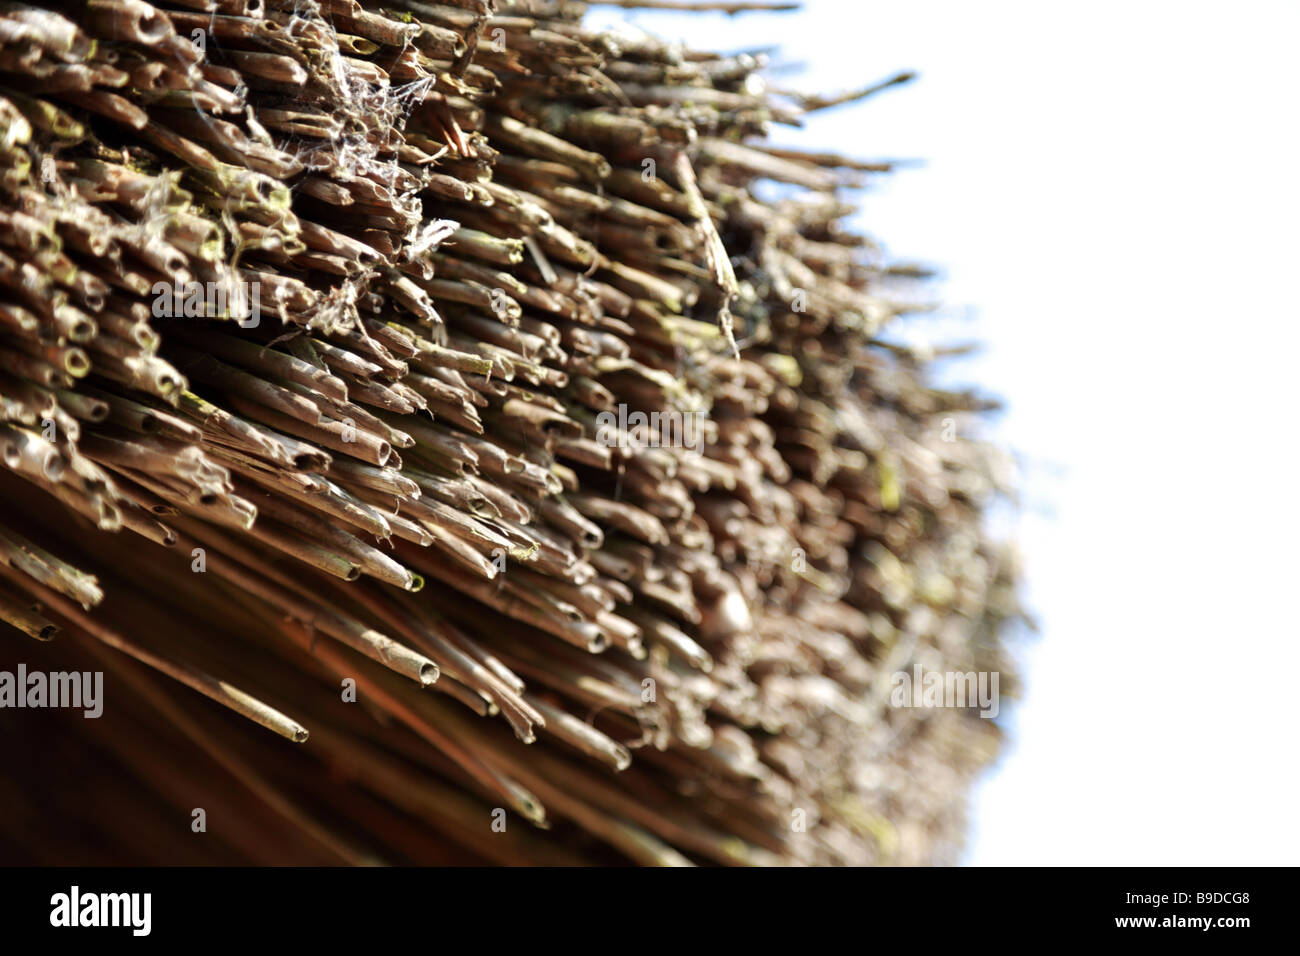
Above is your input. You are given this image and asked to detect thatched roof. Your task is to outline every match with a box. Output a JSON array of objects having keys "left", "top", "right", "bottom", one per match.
[{"left": 0, "top": 0, "right": 1020, "bottom": 865}]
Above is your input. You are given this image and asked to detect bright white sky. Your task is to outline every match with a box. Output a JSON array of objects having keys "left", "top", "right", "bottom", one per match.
[{"left": 587, "top": 0, "right": 1300, "bottom": 864}]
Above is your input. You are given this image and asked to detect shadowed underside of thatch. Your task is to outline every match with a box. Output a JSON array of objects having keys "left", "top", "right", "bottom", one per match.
[{"left": 0, "top": 0, "right": 1019, "bottom": 865}]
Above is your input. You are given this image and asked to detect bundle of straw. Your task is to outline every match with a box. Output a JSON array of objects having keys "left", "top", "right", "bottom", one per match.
[{"left": 0, "top": 0, "right": 1020, "bottom": 865}]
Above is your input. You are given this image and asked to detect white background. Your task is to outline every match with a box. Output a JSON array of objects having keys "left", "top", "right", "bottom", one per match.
[{"left": 586, "top": 0, "right": 1300, "bottom": 864}]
